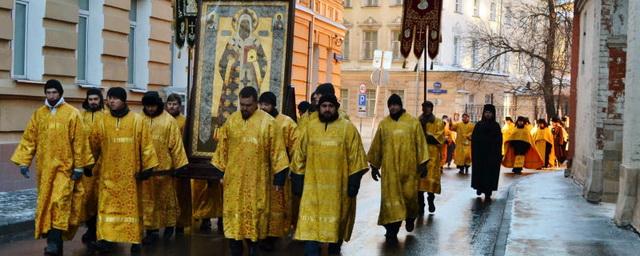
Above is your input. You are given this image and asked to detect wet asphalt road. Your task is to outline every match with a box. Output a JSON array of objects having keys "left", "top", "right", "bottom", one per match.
[{"left": 0, "top": 167, "right": 533, "bottom": 256}]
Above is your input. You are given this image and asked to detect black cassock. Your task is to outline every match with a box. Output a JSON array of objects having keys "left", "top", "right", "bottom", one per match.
[{"left": 471, "top": 119, "right": 503, "bottom": 193}]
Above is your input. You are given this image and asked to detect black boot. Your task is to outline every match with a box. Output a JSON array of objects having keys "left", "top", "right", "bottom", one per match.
[
  {"left": 217, "top": 217, "right": 224, "bottom": 234},
  {"left": 163, "top": 227, "right": 175, "bottom": 240},
  {"left": 259, "top": 237, "right": 277, "bottom": 252},
  {"left": 485, "top": 191, "right": 493, "bottom": 200},
  {"left": 200, "top": 218, "right": 212, "bottom": 232},
  {"left": 458, "top": 167, "right": 464, "bottom": 174},
  {"left": 476, "top": 190, "right": 482, "bottom": 196},
  {"left": 142, "top": 229, "right": 159, "bottom": 245},
  {"left": 248, "top": 241, "right": 260, "bottom": 256},
  {"left": 427, "top": 193, "right": 436, "bottom": 213},
  {"left": 44, "top": 229, "right": 62, "bottom": 255},
  {"left": 383, "top": 222, "right": 401, "bottom": 239},
  {"left": 90, "top": 240, "right": 115, "bottom": 253},
  {"left": 405, "top": 218, "right": 416, "bottom": 232},
  {"left": 82, "top": 215, "right": 97, "bottom": 244},
  {"left": 464, "top": 166, "right": 469, "bottom": 174},
  {"left": 229, "top": 239, "right": 243, "bottom": 256},
  {"left": 131, "top": 243, "right": 142, "bottom": 253},
  {"left": 175, "top": 227, "right": 185, "bottom": 236},
  {"left": 328, "top": 241, "right": 343, "bottom": 255}
]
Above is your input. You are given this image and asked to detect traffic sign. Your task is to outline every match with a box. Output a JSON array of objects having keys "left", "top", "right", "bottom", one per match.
[
  {"left": 358, "top": 93, "right": 367, "bottom": 114},
  {"left": 359, "top": 83, "right": 367, "bottom": 94},
  {"left": 372, "top": 50, "right": 383, "bottom": 68}
]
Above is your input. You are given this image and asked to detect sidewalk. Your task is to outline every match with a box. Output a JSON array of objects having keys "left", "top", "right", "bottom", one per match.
[
  {"left": 500, "top": 171, "right": 640, "bottom": 256},
  {"left": 0, "top": 189, "right": 35, "bottom": 242}
]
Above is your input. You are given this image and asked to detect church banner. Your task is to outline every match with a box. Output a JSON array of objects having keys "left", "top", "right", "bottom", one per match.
[
  {"left": 400, "top": 0, "right": 443, "bottom": 60},
  {"left": 189, "top": 0, "right": 294, "bottom": 158}
]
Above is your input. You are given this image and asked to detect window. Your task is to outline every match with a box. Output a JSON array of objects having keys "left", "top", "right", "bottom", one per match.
[
  {"left": 340, "top": 89, "right": 349, "bottom": 111},
  {"left": 12, "top": 1, "right": 27, "bottom": 77},
  {"left": 490, "top": 1, "right": 497, "bottom": 21},
  {"left": 11, "top": 0, "right": 44, "bottom": 80},
  {"left": 362, "top": 31, "right": 377, "bottom": 60},
  {"left": 471, "top": 40, "right": 478, "bottom": 67},
  {"left": 77, "top": 0, "right": 89, "bottom": 82},
  {"left": 473, "top": 0, "right": 480, "bottom": 17},
  {"left": 455, "top": 0, "right": 463, "bottom": 14},
  {"left": 390, "top": 30, "right": 401, "bottom": 60},
  {"left": 128, "top": 0, "right": 137, "bottom": 86},
  {"left": 503, "top": 54, "right": 510, "bottom": 73},
  {"left": 504, "top": 7, "right": 512, "bottom": 25},
  {"left": 366, "top": 89, "right": 376, "bottom": 117},
  {"left": 344, "top": 0, "right": 351, "bottom": 8},
  {"left": 364, "top": 0, "right": 378, "bottom": 7},
  {"left": 343, "top": 31, "right": 350, "bottom": 60},
  {"left": 453, "top": 36, "right": 461, "bottom": 65}
]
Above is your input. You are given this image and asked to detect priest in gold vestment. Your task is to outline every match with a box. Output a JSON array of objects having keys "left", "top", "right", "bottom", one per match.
[
  {"left": 90, "top": 87, "right": 158, "bottom": 253},
  {"left": 211, "top": 87, "right": 289, "bottom": 256},
  {"left": 291, "top": 94, "right": 368, "bottom": 256},
  {"left": 11, "top": 80, "right": 94, "bottom": 255},
  {"left": 451, "top": 113, "right": 475, "bottom": 174},
  {"left": 140, "top": 92, "right": 189, "bottom": 243},
  {"left": 367, "top": 94, "right": 429, "bottom": 239},
  {"left": 418, "top": 101, "right": 445, "bottom": 214}
]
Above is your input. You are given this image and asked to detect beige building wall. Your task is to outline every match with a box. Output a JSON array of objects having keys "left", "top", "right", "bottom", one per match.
[{"left": 0, "top": 0, "right": 181, "bottom": 192}]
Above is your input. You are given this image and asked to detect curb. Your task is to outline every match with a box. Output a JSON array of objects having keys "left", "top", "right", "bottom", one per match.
[
  {"left": 492, "top": 177, "right": 523, "bottom": 256},
  {"left": 0, "top": 220, "right": 33, "bottom": 243}
]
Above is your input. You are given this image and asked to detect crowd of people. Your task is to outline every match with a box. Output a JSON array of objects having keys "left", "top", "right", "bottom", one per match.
[{"left": 11, "top": 80, "right": 569, "bottom": 256}]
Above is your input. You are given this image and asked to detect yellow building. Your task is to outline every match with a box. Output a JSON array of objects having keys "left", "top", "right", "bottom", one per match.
[{"left": 0, "top": 0, "right": 186, "bottom": 191}]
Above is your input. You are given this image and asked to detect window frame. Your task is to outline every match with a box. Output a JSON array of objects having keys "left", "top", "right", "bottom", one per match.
[
  {"left": 11, "top": 0, "right": 29, "bottom": 79},
  {"left": 490, "top": 1, "right": 497, "bottom": 21},
  {"left": 473, "top": 0, "right": 480, "bottom": 17},
  {"left": 366, "top": 89, "right": 376, "bottom": 117},
  {"left": 453, "top": 36, "right": 461, "bottom": 66},
  {"left": 390, "top": 30, "right": 401, "bottom": 60},
  {"left": 362, "top": 30, "right": 378, "bottom": 60},
  {"left": 340, "top": 88, "right": 349, "bottom": 112},
  {"left": 455, "top": 0, "right": 463, "bottom": 14},
  {"left": 76, "top": 2, "right": 90, "bottom": 83}
]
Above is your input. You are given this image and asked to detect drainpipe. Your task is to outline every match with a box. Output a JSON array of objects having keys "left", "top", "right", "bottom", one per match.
[{"left": 306, "top": 15, "right": 315, "bottom": 100}]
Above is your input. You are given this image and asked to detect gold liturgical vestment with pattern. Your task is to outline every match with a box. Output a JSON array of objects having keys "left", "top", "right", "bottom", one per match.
[
  {"left": 91, "top": 111, "right": 158, "bottom": 243},
  {"left": 419, "top": 117, "right": 444, "bottom": 194},
  {"left": 452, "top": 122, "right": 475, "bottom": 166},
  {"left": 141, "top": 111, "right": 189, "bottom": 229},
  {"left": 211, "top": 110, "right": 288, "bottom": 241},
  {"left": 367, "top": 113, "right": 429, "bottom": 225},
  {"left": 291, "top": 117, "right": 368, "bottom": 243},
  {"left": 11, "top": 102, "right": 94, "bottom": 239}
]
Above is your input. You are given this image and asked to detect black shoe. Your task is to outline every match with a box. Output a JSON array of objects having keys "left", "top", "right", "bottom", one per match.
[
  {"left": 464, "top": 167, "right": 469, "bottom": 174},
  {"left": 175, "top": 227, "right": 185, "bottom": 236},
  {"left": 142, "top": 231, "right": 159, "bottom": 245},
  {"left": 163, "top": 227, "right": 175, "bottom": 240},
  {"left": 200, "top": 219, "right": 212, "bottom": 232},
  {"left": 44, "top": 242, "right": 61, "bottom": 256},
  {"left": 248, "top": 242, "right": 260, "bottom": 256},
  {"left": 458, "top": 169, "right": 464, "bottom": 174},
  {"left": 131, "top": 244, "right": 142, "bottom": 253},
  {"left": 485, "top": 191, "right": 493, "bottom": 199},
  {"left": 91, "top": 240, "right": 115, "bottom": 253},
  {"left": 217, "top": 218, "right": 224, "bottom": 234},
  {"left": 405, "top": 219, "right": 415, "bottom": 232},
  {"left": 476, "top": 190, "right": 482, "bottom": 196},
  {"left": 259, "top": 237, "right": 276, "bottom": 252},
  {"left": 81, "top": 231, "right": 96, "bottom": 244},
  {"left": 427, "top": 194, "right": 436, "bottom": 213}
]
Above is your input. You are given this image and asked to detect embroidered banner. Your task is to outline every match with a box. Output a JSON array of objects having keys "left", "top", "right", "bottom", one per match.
[{"left": 400, "top": 0, "right": 443, "bottom": 60}]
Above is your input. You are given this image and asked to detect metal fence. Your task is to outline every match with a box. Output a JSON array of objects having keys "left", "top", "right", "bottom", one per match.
[{"left": 463, "top": 104, "right": 547, "bottom": 123}]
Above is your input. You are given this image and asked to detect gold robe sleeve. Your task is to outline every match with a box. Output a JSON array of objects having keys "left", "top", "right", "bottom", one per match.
[
  {"left": 346, "top": 124, "right": 368, "bottom": 176},
  {"left": 211, "top": 122, "right": 228, "bottom": 172},
  {"left": 71, "top": 110, "right": 94, "bottom": 169},
  {"left": 290, "top": 125, "right": 308, "bottom": 175},
  {"left": 269, "top": 120, "right": 289, "bottom": 174},
  {"left": 367, "top": 125, "right": 384, "bottom": 169},
  {"left": 140, "top": 117, "right": 159, "bottom": 171},
  {"left": 168, "top": 119, "right": 189, "bottom": 169},
  {"left": 414, "top": 121, "right": 430, "bottom": 165},
  {"left": 10, "top": 112, "right": 39, "bottom": 166}
]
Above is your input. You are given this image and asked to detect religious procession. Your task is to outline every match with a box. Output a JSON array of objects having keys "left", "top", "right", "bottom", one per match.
[{"left": 3, "top": 0, "right": 640, "bottom": 256}]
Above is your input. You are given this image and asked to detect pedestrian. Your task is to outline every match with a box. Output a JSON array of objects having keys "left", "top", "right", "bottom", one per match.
[
  {"left": 367, "top": 94, "right": 429, "bottom": 240},
  {"left": 297, "top": 83, "right": 349, "bottom": 128},
  {"left": 470, "top": 104, "right": 503, "bottom": 199},
  {"left": 140, "top": 92, "right": 189, "bottom": 244},
  {"left": 441, "top": 115, "right": 451, "bottom": 170},
  {"left": 10, "top": 79, "right": 94, "bottom": 255},
  {"left": 297, "top": 100, "right": 311, "bottom": 117},
  {"left": 451, "top": 113, "right": 474, "bottom": 174},
  {"left": 165, "top": 93, "right": 195, "bottom": 235},
  {"left": 210, "top": 87, "right": 289, "bottom": 256},
  {"left": 90, "top": 87, "right": 159, "bottom": 253},
  {"left": 418, "top": 101, "right": 445, "bottom": 213},
  {"left": 258, "top": 91, "right": 298, "bottom": 251},
  {"left": 290, "top": 94, "right": 368, "bottom": 256},
  {"left": 502, "top": 116, "right": 515, "bottom": 156},
  {"left": 502, "top": 116, "right": 543, "bottom": 174},
  {"left": 79, "top": 88, "right": 105, "bottom": 245},
  {"left": 532, "top": 119, "right": 555, "bottom": 168},
  {"left": 551, "top": 117, "right": 568, "bottom": 164}
]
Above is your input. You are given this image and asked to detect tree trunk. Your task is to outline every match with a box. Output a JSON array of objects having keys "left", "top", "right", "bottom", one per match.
[{"left": 543, "top": 0, "right": 558, "bottom": 118}]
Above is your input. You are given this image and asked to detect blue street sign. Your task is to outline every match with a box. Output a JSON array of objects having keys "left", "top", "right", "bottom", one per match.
[{"left": 358, "top": 94, "right": 367, "bottom": 106}]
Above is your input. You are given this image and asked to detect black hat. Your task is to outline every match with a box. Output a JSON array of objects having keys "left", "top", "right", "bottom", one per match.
[
  {"left": 387, "top": 94, "right": 403, "bottom": 107},
  {"left": 142, "top": 91, "right": 164, "bottom": 108},
  {"left": 318, "top": 94, "right": 340, "bottom": 109},
  {"left": 516, "top": 116, "right": 526, "bottom": 122},
  {"left": 315, "top": 83, "right": 335, "bottom": 96},
  {"left": 422, "top": 101, "right": 434, "bottom": 108},
  {"left": 482, "top": 104, "right": 496, "bottom": 115},
  {"left": 44, "top": 79, "right": 63, "bottom": 96},
  {"left": 107, "top": 87, "right": 127, "bottom": 101},
  {"left": 258, "top": 91, "right": 277, "bottom": 107},
  {"left": 297, "top": 101, "right": 311, "bottom": 112}
]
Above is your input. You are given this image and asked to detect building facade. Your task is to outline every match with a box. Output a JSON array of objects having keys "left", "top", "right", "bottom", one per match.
[
  {"left": 570, "top": 0, "right": 640, "bottom": 231},
  {"left": 340, "top": 0, "right": 540, "bottom": 134}
]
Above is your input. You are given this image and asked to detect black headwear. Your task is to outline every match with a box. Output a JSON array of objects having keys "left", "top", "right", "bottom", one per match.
[
  {"left": 481, "top": 104, "right": 497, "bottom": 121},
  {"left": 298, "top": 101, "right": 310, "bottom": 112},
  {"left": 387, "top": 94, "right": 403, "bottom": 107},
  {"left": 318, "top": 94, "right": 340, "bottom": 109},
  {"left": 44, "top": 79, "right": 64, "bottom": 96},
  {"left": 422, "top": 101, "right": 434, "bottom": 108},
  {"left": 315, "top": 83, "right": 335, "bottom": 96},
  {"left": 107, "top": 87, "right": 127, "bottom": 102},
  {"left": 516, "top": 116, "right": 526, "bottom": 123},
  {"left": 142, "top": 91, "right": 164, "bottom": 108},
  {"left": 82, "top": 88, "right": 104, "bottom": 111},
  {"left": 258, "top": 91, "right": 277, "bottom": 107}
]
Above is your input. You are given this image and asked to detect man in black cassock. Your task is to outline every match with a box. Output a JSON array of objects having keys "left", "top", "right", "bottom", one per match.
[{"left": 470, "top": 104, "right": 503, "bottom": 199}]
